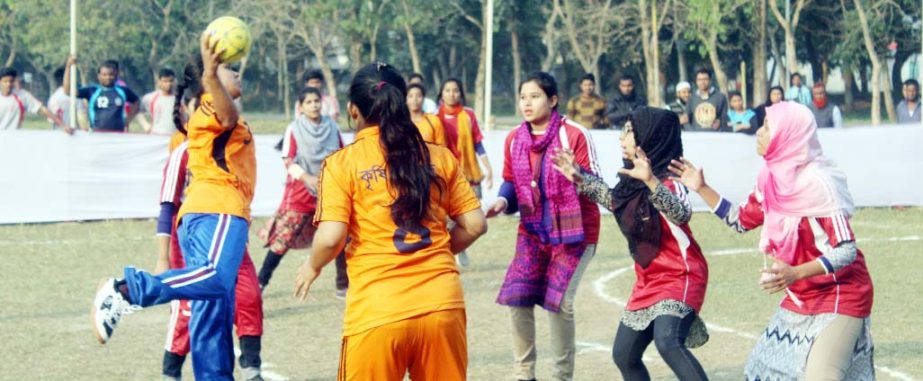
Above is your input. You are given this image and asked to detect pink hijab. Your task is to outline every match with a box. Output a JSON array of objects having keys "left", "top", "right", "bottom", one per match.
[{"left": 757, "top": 102, "right": 854, "bottom": 263}]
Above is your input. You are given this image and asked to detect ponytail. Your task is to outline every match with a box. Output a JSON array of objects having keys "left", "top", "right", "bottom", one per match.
[
  {"left": 349, "top": 63, "right": 444, "bottom": 229},
  {"left": 172, "top": 83, "right": 188, "bottom": 135},
  {"left": 173, "top": 54, "right": 206, "bottom": 135}
]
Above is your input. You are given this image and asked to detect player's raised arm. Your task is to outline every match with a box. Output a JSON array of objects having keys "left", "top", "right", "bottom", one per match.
[{"left": 199, "top": 32, "right": 238, "bottom": 129}]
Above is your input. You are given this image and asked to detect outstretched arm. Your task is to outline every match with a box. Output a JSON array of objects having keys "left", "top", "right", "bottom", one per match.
[
  {"left": 669, "top": 157, "right": 764, "bottom": 233},
  {"left": 199, "top": 32, "right": 239, "bottom": 129},
  {"left": 294, "top": 221, "right": 347, "bottom": 301}
]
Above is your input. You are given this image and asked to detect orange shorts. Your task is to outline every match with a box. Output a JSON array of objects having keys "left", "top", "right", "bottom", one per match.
[{"left": 338, "top": 308, "right": 467, "bottom": 381}]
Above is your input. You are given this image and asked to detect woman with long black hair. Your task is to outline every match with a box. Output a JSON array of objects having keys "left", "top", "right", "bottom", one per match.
[{"left": 293, "top": 62, "right": 487, "bottom": 381}]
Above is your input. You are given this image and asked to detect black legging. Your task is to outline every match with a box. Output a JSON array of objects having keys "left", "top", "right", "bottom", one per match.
[{"left": 612, "top": 313, "right": 708, "bottom": 381}]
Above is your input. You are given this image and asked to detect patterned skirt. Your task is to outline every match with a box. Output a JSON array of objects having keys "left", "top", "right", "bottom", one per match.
[
  {"left": 258, "top": 209, "right": 316, "bottom": 255},
  {"left": 745, "top": 308, "right": 874, "bottom": 381},
  {"left": 621, "top": 299, "right": 710, "bottom": 348}
]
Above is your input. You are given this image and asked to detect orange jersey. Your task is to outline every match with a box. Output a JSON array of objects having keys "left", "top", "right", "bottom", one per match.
[
  {"left": 413, "top": 114, "right": 446, "bottom": 146},
  {"left": 177, "top": 94, "right": 257, "bottom": 222},
  {"left": 168, "top": 130, "right": 186, "bottom": 152},
  {"left": 315, "top": 126, "right": 481, "bottom": 336}
]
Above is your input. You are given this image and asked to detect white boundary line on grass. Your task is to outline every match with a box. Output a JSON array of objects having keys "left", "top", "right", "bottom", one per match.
[{"left": 591, "top": 264, "right": 918, "bottom": 381}]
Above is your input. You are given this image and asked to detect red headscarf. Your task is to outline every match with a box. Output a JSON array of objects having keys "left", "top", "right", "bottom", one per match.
[{"left": 812, "top": 82, "right": 827, "bottom": 109}]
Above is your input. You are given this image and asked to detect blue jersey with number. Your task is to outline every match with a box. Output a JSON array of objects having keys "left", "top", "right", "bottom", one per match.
[{"left": 77, "top": 84, "right": 139, "bottom": 131}]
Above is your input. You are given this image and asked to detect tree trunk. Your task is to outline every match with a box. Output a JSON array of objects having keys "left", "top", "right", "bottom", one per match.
[
  {"left": 282, "top": 42, "right": 290, "bottom": 120},
  {"left": 639, "top": 0, "right": 662, "bottom": 106},
  {"left": 432, "top": 68, "right": 441, "bottom": 94},
  {"left": 308, "top": 39, "right": 338, "bottom": 103},
  {"left": 370, "top": 24, "right": 380, "bottom": 62},
  {"left": 511, "top": 21, "right": 522, "bottom": 115},
  {"left": 842, "top": 67, "right": 854, "bottom": 111},
  {"left": 805, "top": 36, "right": 823, "bottom": 84},
  {"left": 349, "top": 41, "right": 362, "bottom": 76},
  {"left": 400, "top": 0, "right": 422, "bottom": 74},
  {"left": 676, "top": 39, "right": 687, "bottom": 83},
  {"left": 651, "top": 3, "right": 662, "bottom": 107},
  {"left": 854, "top": 0, "right": 880, "bottom": 125},
  {"left": 704, "top": 31, "right": 728, "bottom": 93},
  {"left": 882, "top": 60, "right": 896, "bottom": 122},
  {"left": 752, "top": 0, "right": 768, "bottom": 105},
  {"left": 541, "top": 1, "right": 561, "bottom": 71},
  {"left": 276, "top": 37, "right": 285, "bottom": 112},
  {"left": 859, "top": 64, "right": 869, "bottom": 96},
  {"left": 892, "top": 50, "right": 910, "bottom": 99},
  {"left": 784, "top": 29, "right": 797, "bottom": 77},
  {"left": 474, "top": 21, "right": 487, "bottom": 118},
  {"left": 769, "top": 26, "right": 785, "bottom": 85},
  {"left": 768, "top": 0, "right": 804, "bottom": 80}
]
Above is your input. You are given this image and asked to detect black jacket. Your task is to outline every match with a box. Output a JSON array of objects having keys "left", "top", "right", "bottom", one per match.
[{"left": 606, "top": 91, "right": 646, "bottom": 129}]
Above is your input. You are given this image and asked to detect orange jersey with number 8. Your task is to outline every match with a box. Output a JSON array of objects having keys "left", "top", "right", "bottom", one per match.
[{"left": 315, "top": 126, "right": 481, "bottom": 336}]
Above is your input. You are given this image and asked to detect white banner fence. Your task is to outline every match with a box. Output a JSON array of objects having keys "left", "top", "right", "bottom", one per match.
[{"left": 1, "top": 126, "right": 920, "bottom": 224}]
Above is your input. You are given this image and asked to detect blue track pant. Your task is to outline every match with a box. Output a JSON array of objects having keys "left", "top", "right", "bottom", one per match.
[{"left": 124, "top": 213, "right": 248, "bottom": 381}]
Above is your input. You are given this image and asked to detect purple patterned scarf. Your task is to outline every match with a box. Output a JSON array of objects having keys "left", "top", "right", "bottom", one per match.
[{"left": 510, "top": 110, "right": 584, "bottom": 244}]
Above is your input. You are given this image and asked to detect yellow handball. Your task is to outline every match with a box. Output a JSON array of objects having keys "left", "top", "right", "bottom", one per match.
[{"left": 205, "top": 16, "right": 251, "bottom": 64}]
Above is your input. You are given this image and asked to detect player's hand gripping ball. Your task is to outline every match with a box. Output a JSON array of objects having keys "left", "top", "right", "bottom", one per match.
[{"left": 204, "top": 16, "right": 252, "bottom": 64}]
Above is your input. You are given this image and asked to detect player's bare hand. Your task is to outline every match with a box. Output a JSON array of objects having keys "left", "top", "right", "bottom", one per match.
[
  {"left": 551, "top": 148, "right": 582, "bottom": 184},
  {"left": 668, "top": 157, "right": 706, "bottom": 192},
  {"left": 293, "top": 260, "right": 320, "bottom": 301},
  {"left": 483, "top": 174, "right": 494, "bottom": 191},
  {"left": 759, "top": 259, "right": 798, "bottom": 294},
  {"left": 66, "top": 55, "right": 77, "bottom": 66},
  {"left": 200, "top": 31, "right": 225, "bottom": 76},
  {"left": 485, "top": 199, "right": 507, "bottom": 218},
  {"left": 618, "top": 147, "right": 653, "bottom": 183}
]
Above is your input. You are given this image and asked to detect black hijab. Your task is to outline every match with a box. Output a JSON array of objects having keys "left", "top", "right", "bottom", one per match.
[{"left": 612, "top": 107, "right": 684, "bottom": 268}]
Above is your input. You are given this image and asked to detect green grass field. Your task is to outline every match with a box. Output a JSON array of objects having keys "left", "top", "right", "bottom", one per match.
[{"left": 1, "top": 208, "right": 920, "bottom": 380}]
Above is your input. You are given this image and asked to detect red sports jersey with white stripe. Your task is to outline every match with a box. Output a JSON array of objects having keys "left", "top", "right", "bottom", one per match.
[
  {"left": 160, "top": 141, "right": 189, "bottom": 205},
  {"left": 735, "top": 190, "right": 873, "bottom": 318},
  {"left": 626, "top": 178, "right": 708, "bottom": 312}
]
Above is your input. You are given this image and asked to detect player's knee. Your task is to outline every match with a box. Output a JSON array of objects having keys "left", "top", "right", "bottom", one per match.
[
  {"left": 611, "top": 343, "right": 640, "bottom": 369},
  {"left": 653, "top": 329, "right": 684, "bottom": 359}
]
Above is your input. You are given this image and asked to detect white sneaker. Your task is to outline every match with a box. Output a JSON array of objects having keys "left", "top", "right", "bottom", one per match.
[
  {"left": 241, "top": 367, "right": 263, "bottom": 381},
  {"left": 91, "top": 278, "right": 137, "bottom": 344}
]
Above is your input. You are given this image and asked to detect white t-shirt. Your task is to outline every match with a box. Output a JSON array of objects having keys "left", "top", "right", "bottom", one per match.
[
  {"left": 47, "top": 87, "right": 85, "bottom": 129},
  {"left": 423, "top": 98, "right": 438, "bottom": 114},
  {"left": 141, "top": 91, "right": 177, "bottom": 135},
  {"left": 0, "top": 89, "right": 42, "bottom": 130}
]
